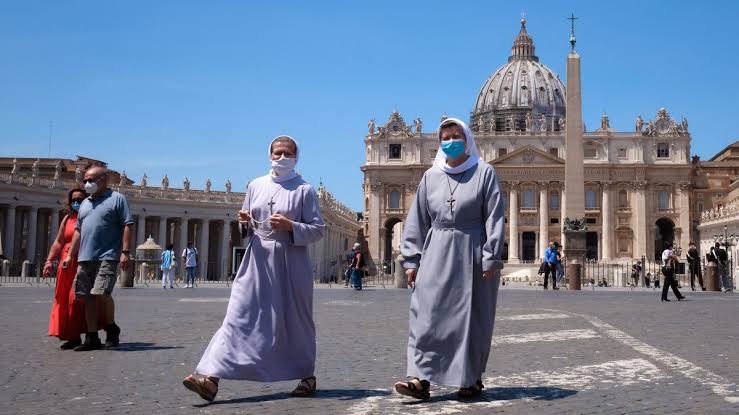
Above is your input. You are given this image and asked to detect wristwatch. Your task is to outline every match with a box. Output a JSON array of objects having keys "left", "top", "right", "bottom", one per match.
[{"left": 121, "top": 250, "right": 131, "bottom": 255}]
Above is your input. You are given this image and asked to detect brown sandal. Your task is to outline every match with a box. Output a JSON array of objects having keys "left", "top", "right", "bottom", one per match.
[
  {"left": 457, "top": 380, "right": 484, "bottom": 399},
  {"left": 394, "top": 377, "right": 430, "bottom": 400},
  {"left": 290, "top": 376, "right": 317, "bottom": 397},
  {"left": 182, "top": 374, "right": 219, "bottom": 402}
]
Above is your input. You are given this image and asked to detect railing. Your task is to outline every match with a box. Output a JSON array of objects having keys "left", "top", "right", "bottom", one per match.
[{"left": 581, "top": 257, "right": 704, "bottom": 289}]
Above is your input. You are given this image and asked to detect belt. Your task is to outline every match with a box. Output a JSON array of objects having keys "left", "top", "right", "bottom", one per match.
[{"left": 432, "top": 219, "right": 481, "bottom": 231}]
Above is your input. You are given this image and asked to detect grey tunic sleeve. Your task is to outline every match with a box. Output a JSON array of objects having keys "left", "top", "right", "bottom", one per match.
[
  {"left": 291, "top": 185, "right": 325, "bottom": 246},
  {"left": 401, "top": 173, "right": 432, "bottom": 269},
  {"left": 240, "top": 183, "right": 253, "bottom": 239},
  {"left": 482, "top": 167, "right": 505, "bottom": 273}
]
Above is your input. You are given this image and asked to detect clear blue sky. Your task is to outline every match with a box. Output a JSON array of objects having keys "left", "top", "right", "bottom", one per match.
[{"left": 1, "top": 1, "right": 737, "bottom": 210}]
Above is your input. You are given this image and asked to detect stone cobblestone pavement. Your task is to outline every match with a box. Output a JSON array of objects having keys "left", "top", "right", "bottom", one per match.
[{"left": 1, "top": 284, "right": 738, "bottom": 414}]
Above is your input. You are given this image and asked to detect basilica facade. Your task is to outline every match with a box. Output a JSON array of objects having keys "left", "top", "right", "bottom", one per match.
[{"left": 361, "top": 18, "right": 696, "bottom": 273}]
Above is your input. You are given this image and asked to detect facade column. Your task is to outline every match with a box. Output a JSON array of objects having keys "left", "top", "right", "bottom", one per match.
[
  {"left": 634, "top": 182, "right": 648, "bottom": 259},
  {"left": 199, "top": 219, "right": 210, "bottom": 279},
  {"left": 509, "top": 184, "right": 520, "bottom": 263},
  {"left": 178, "top": 217, "right": 189, "bottom": 277},
  {"left": 3, "top": 204, "right": 17, "bottom": 260},
  {"left": 368, "top": 183, "right": 381, "bottom": 274},
  {"left": 219, "top": 220, "right": 230, "bottom": 280},
  {"left": 37, "top": 210, "right": 49, "bottom": 263},
  {"left": 136, "top": 213, "right": 146, "bottom": 247},
  {"left": 602, "top": 182, "right": 612, "bottom": 260},
  {"left": 157, "top": 217, "right": 168, "bottom": 246},
  {"left": 26, "top": 206, "right": 39, "bottom": 262},
  {"left": 539, "top": 183, "right": 549, "bottom": 260},
  {"left": 677, "top": 183, "right": 691, "bottom": 251}
]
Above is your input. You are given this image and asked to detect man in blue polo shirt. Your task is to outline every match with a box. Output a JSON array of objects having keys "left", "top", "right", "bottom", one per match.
[
  {"left": 64, "top": 166, "right": 134, "bottom": 351},
  {"left": 543, "top": 241, "right": 560, "bottom": 290}
]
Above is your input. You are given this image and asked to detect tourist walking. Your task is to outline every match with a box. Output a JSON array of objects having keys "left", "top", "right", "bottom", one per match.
[
  {"left": 43, "top": 188, "right": 104, "bottom": 349},
  {"left": 393, "top": 118, "right": 505, "bottom": 400},
  {"left": 350, "top": 243, "right": 365, "bottom": 290},
  {"left": 183, "top": 135, "right": 325, "bottom": 402},
  {"left": 660, "top": 242, "right": 685, "bottom": 302},
  {"left": 344, "top": 246, "right": 356, "bottom": 287},
  {"left": 631, "top": 260, "right": 643, "bottom": 287},
  {"left": 543, "top": 241, "right": 559, "bottom": 290},
  {"left": 555, "top": 243, "right": 566, "bottom": 287},
  {"left": 686, "top": 242, "right": 705, "bottom": 291},
  {"left": 161, "top": 243, "right": 176, "bottom": 289},
  {"left": 63, "top": 166, "right": 133, "bottom": 350},
  {"left": 712, "top": 242, "right": 732, "bottom": 292},
  {"left": 182, "top": 242, "right": 198, "bottom": 288}
]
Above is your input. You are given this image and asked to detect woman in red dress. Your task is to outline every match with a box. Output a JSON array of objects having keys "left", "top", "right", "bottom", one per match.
[{"left": 43, "top": 188, "right": 93, "bottom": 349}]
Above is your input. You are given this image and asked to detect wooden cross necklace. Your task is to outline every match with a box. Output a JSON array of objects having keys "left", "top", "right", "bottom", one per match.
[{"left": 445, "top": 169, "right": 471, "bottom": 214}]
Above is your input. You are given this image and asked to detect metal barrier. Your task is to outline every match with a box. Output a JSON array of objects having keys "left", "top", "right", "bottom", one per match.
[{"left": 581, "top": 258, "right": 705, "bottom": 289}]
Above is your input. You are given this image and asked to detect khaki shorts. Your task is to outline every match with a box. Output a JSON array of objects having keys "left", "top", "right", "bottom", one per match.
[{"left": 75, "top": 260, "right": 118, "bottom": 297}]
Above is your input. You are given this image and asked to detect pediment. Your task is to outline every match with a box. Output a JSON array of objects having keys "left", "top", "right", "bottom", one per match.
[{"left": 491, "top": 145, "right": 564, "bottom": 165}]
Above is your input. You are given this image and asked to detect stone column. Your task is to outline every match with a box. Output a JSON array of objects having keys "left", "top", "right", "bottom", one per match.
[
  {"left": 178, "top": 218, "right": 189, "bottom": 277},
  {"left": 601, "top": 182, "right": 612, "bottom": 260},
  {"left": 633, "top": 182, "right": 648, "bottom": 259},
  {"left": 199, "top": 219, "right": 210, "bottom": 280},
  {"left": 563, "top": 49, "right": 584, "bottom": 221},
  {"left": 539, "top": 183, "right": 549, "bottom": 260},
  {"left": 677, "top": 183, "right": 691, "bottom": 251},
  {"left": 509, "top": 184, "right": 520, "bottom": 264},
  {"left": 368, "top": 183, "right": 381, "bottom": 274},
  {"left": 37, "top": 210, "right": 49, "bottom": 263},
  {"left": 26, "top": 206, "right": 39, "bottom": 262},
  {"left": 219, "top": 220, "right": 230, "bottom": 280},
  {"left": 158, "top": 217, "right": 168, "bottom": 247},
  {"left": 136, "top": 214, "right": 146, "bottom": 247},
  {"left": 3, "top": 205, "right": 17, "bottom": 260}
]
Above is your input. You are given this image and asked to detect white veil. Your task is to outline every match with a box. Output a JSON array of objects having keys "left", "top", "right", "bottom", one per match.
[{"left": 432, "top": 117, "right": 481, "bottom": 174}]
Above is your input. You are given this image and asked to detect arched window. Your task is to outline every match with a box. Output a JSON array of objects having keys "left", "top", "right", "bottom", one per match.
[
  {"left": 549, "top": 191, "right": 560, "bottom": 210},
  {"left": 389, "top": 191, "right": 400, "bottom": 209},
  {"left": 585, "top": 188, "right": 598, "bottom": 209},
  {"left": 618, "top": 190, "right": 628, "bottom": 208},
  {"left": 522, "top": 188, "right": 536, "bottom": 208}
]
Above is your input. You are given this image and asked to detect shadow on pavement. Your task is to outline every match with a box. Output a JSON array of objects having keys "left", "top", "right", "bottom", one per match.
[
  {"left": 199, "top": 388, "right": 392, "bottom": 406},
  {"left": 113, "top": 342, "right": 184, "bottom": 352},
  {"left": 401, "top": 386, "right": 577, "bottom": 406}
]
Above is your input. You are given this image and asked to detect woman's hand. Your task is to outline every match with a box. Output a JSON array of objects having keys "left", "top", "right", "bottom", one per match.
[
  {"left": 269, "top": 214, "right": 293, "bottom": 231},
  {"left": 483, "top": 270, "right": 494, "bottom": 279},
  {"left": 42, "top": 261, "right": 54, "bottom": 278},
  {"left": 61, "top": 255, "right": 72, "bottom": 269},
  {"left": 405, "top": 268, "right": 417, "bottom": 288}
]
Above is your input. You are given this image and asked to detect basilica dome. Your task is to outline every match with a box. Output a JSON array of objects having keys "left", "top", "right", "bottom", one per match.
[{"left": 471, "top": 18, "right": 566, "bottom": 133}]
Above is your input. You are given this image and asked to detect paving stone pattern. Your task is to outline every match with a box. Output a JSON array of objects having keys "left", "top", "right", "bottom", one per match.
[{"left": 0, "top": 285, "right": 738, "bottom": 414}]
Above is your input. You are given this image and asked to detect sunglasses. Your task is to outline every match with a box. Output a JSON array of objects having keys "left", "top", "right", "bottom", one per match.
[
  {"left": 71, "top": 198, "right": 85, "bottom": 204},
  {"left": 83, "top": 177, "right": 100, "bottom": 184}
]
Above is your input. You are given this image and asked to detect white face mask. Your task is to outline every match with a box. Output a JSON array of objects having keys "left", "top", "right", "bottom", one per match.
[
  {"left": 271, "top": 155, "right": 296, "bottom": 176},
  {"left": 84, "top": 181, "right": 99, "bottom": 194}
]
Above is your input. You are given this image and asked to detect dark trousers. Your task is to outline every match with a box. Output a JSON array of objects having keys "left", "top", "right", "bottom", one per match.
[
  {"left": 661, "top": 269, "right": 683, "bottom": 300},
  {"left": 689, "top": 263, "right": 705, "bottom": 289},
  {"left": 543, "top": 264, "right": 557, "bottom": 288}
]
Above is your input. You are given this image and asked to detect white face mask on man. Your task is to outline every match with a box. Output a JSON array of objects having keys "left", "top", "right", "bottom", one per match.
[
  {"left": 271, "top": 155, "right": 296, "bottom": 176},
  {"left": 84, "top": 181, "right": 99, "bottom": 194}
]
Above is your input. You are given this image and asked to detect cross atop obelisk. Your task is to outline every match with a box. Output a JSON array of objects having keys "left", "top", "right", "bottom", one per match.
[{"left": 568, "top": 13, "right": 578, "bottom": 51}]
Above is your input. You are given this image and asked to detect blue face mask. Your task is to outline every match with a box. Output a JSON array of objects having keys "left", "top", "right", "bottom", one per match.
[
  {"left": 441, "top": 139, "right": 466, "bottom": 159},
  {"left": 71, "top": 201, "right": 81, "bottom": 212}
]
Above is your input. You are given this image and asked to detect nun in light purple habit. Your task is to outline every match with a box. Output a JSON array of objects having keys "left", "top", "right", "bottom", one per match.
[{"left": 183, "top": 136, "right": 325, "bottom": 402}]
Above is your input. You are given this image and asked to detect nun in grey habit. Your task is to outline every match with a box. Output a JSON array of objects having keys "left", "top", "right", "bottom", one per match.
[
  {"left": 183, "top": 136, "right": 325, "bottom": 402},
  {"left": 394, "top": 118, "right": 505, "bottom": 400}
]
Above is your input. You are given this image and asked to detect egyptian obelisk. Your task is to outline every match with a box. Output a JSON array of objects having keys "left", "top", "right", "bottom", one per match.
[{"left": 563, "top": 14, "right": 586, "bottom": 289}]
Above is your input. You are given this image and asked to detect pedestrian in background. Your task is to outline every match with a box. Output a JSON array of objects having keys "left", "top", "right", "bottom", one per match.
[
  {"left": 686, "top": 242, "right": 705, "bottom": 291},
  {"left": 542, "top": 241, "right": 558, "bottom": 290},
  {"left": 182, "top": 241, "right": 198, "bottom": 288},
  {"left": 63, "top": 166, "right": 133, "bottom": 350},
  {"left": 712, "top": 242, "right": 732, "bottom": 292},
  {"left": 661, "top": 242, "right": 685, "bottom": 302},
  {"left": 350, "top": 243, "right": 365, "bottom": 290},
  {"left": 161, "top": 243, "right": 176, "bottom": 289}
]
